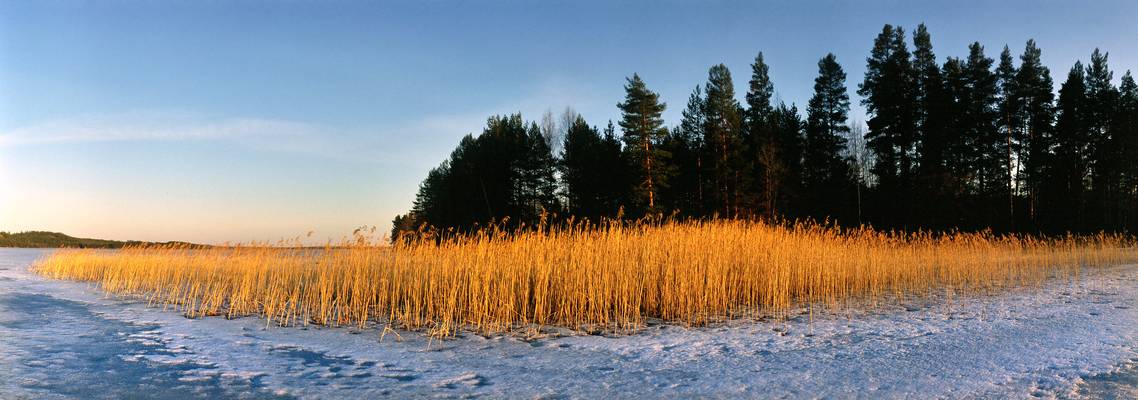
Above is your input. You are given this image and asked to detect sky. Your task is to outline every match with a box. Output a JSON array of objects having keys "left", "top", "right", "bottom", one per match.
[{"left": 2, "top": 1, "right": 1136, "bottom": 244}]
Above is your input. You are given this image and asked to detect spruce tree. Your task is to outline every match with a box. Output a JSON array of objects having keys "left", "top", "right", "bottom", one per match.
[
  {"left": 1116, "top": 72, "right": 1138, "bottom": 230},
  {"left": 1012, "top": 40, "right": 1055, "bottom": 226},
  {"left": 912, "top": 23, "right": 940, "bottom": 154},
  {"left": 1085, "top": 49, "right": 1118, "bottom": 136},
  {"left": 772, "top": 105, "right": 805, "bottom": 219},
  {"left": 1084, "top": 49, "right": 1121, "bottom": 228},
  {"left": 860, "top": 25, "right": 899, "bottom": 187},
  {"left": 661, "top": 87, "right": 707, "bottom": 216},
  {"left": 410, "top": 160, "right": 454, "bottom": 230},
  {"left": 941, "top": 57, "right": 969, "bottom": 180},
  {"left": 890, "top": 27, "right": 918, "bottom": 186},
  {"left": 516, "top": 122, "right": 560, "bottom": 221},
  {"left": 959, "top": 43, "right": 1001, "bottom": 228},
  {"left": 618, "top": 74, "right": 670, "bottom": 215},
  {"left": 600, "top": 121, "right": 629, "bottom": 217},
  {"left": 745, "top": 53, "right": 781, "bottom": 217},
  {"left": 803, "top": 53, "right": 853, "bottom": 219},
  {"left": 483, "top": 115, "right": 538, "bottom": 227},
  {"left": 702, "top": 64, "right": 745, "bottom": 217},
  {"left": 858, "top": 24, "right": 917, "bottom": 227},
  {"left": 764, "top": 103, "right": 805, "bottom": 219},
  {"left": 911, "top": 23, "right": 956, "bottom": 228},
  {"left": 745, "top": 52, "right": 776, "bottom": 126},
  {"left": 389, "top": 213, "right": 418, "bottom": 243},
  {"left": 559, "top": 116, "right": 597, "bottom": 216},
  {"left": 996, "top": 45, "right": 1019, "bottom": 229},
  {"left": 561, "top": 115, "right": 623, "bottom": 221},
  {"left": 403, "top": 114, "right": 563, "bottom": 233},
  {"left": 1047, "top": 63, "right": 1091, "bottom": 231}
]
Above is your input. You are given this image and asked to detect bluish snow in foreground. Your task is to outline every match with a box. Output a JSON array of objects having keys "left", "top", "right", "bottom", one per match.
[{"left": 1, "top": 248, "right": 1137, "bottom": 399}]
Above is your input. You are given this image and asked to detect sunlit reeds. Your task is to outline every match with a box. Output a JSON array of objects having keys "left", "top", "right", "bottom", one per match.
[{"left": 32, "top": 220, "right": 1137, "bottom": 336}]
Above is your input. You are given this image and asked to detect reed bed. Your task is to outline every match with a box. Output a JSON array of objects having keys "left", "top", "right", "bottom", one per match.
[{"left": 32, "top": 220, "right": 1138, "bottom": 336}]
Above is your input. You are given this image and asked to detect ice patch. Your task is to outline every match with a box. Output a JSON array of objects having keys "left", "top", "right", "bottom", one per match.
[{"left": 434, "top": 372, "right": 489, "bottom": 389}]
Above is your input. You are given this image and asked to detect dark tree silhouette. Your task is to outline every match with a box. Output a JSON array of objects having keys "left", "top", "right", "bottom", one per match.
[
  {"left": 1085, "top": 50, "right": 1121, "bottom": 230},
  {"left": 1043, "top": 64, "right": 1091, "bottom": 231},
  {"left": 996, "top": 45, "right": 1019, "bottom": 229},
  {"left": 959, "top": 43, "right": 1001, "bottom": 227},
  {"left": 859, "top": 24, "right": 918, "bottom": 228},
  {"left": 405, "top": 114, "right": 558, "bottom": 235},
  {"left": 561, "top": 115, "right": 626, "bottom": 221},
  {"left": 803, "top": 53, "right": 853, "bottom": 220},
  {"left": 745, "top": 53, "right": 799, "bottom": 218},
  {"left": 911, "top": 24, "right": 959, "bottom": 229},
  {"left": 1116, "top": 72, "right": 1138, "bottom": 230},
  {"left": 702, "top": 64, "right": 745, "bottom": 217},
  {"left": 395, "top": 24, "right": 1138, "bottom": 240},
  {"left": 661, "top": 87, "right": 706, "bottom": 216},
  {"left": 1011, "top": 40, "right": 1056, "bottom": 228}
]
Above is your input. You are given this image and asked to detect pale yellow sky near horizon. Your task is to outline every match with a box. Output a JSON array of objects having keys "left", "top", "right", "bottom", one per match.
[{"left": 0, "top": 141, "right": 412, "bottom": 245}]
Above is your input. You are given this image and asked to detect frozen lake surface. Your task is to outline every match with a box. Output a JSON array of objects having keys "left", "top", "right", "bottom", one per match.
[{"left": 2, "top": 248, "right": 1137, "bottom": 399}]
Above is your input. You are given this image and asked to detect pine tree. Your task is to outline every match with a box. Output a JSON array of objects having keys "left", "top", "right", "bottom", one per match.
[
  {"left": 618, "top": 74, "right": 671, "bottom": 215},
  {"left": 803, "top": 53, "right": 853, "bottom": 219},
  {"left": 702, "top": 64, "right": 745, "bottom": 217}
]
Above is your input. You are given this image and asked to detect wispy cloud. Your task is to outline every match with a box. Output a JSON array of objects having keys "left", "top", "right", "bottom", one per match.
[
  {"left": 0, "top": 77, "right": 614, "bottom": 169},
  {"left": 0, "top": 110, "right": 472, "bottom": 168},
  {"left": 0, "top": 111, "right": 312, "bottom": 146}
]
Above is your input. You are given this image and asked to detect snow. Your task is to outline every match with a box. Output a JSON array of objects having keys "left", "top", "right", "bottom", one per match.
[{"left": 2, "top": 248, "right": 1137, "bottom": 398}]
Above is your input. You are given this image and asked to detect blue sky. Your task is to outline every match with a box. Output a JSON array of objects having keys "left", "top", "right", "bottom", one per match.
[{"left": 2, "top": 1, "right": 1136, "bottom": 244}]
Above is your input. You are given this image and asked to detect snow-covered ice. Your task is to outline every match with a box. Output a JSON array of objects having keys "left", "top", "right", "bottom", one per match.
[{"left": 2, "top": 248, "right": 1137, "bottom": 399}]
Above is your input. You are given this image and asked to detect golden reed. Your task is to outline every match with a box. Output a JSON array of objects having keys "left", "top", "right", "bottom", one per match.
[{"left": 33, "top": 220, "right": 1137, "bottom": 336}]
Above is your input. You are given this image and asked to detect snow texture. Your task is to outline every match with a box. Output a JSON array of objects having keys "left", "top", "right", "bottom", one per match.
[{"left": 2, "top": 248, "right": 1137, "bottom": 399}]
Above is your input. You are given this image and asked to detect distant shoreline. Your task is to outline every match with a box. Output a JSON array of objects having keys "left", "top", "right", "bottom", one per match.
[{"left": 0, "top": 231, "right": 202, "bottom": 249}]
